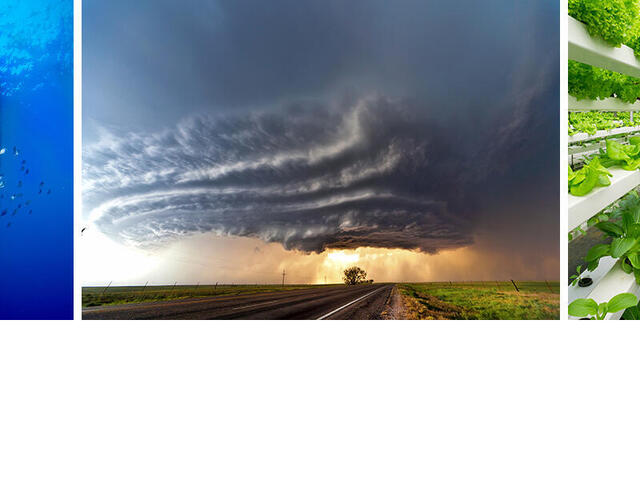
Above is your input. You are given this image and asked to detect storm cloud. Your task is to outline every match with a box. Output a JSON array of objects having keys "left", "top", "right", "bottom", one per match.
[
  {"left": 83, "top": 0, "right": 558, "bottom": 260},
  {"left": 84, "top": 87, "right": 549, "bottom": 254}
]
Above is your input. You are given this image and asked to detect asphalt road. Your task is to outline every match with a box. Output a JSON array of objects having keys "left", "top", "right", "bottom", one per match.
[{"left": 83, "top": 283, "right": 395, "bottom": 320}]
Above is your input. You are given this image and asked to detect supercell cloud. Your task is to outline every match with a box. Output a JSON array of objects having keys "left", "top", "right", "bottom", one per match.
[
  {"left": 83, "top": 0, "right": 558, "bottom": 259},
  {"left": 84, "top": 90, "right": 547, "bottom": 253}
]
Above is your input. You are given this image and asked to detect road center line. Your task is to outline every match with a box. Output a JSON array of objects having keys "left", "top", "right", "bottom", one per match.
[{"left": 316, "top": 286, "right": 388, "bottom": 320}]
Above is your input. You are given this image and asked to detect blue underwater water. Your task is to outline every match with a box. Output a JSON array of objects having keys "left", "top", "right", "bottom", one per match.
[{"left": 0, "top": 0, "right": 73, "bottom": 319}]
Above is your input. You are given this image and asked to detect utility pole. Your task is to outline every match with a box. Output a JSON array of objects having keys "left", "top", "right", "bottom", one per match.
[{"left": 282, "top": 269, "right": 286, "bottom": 287}]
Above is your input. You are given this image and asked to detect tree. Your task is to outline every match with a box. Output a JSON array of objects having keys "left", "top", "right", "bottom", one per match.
[{"left": 343, "top": 266, "right": 367, "bottom": 285}]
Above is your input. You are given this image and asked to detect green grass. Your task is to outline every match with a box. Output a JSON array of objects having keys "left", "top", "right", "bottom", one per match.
[
  {"left": 397, "top": 282, "right": 560, "bottom": 320},
  {"left": 82, "top": 284, "right": 337, "bottom": 308}
]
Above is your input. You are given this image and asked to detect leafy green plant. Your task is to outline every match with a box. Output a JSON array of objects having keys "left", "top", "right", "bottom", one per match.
[
  {"left": 569, "top": 60, "right": 640, "bottom": 104},
  {"left": 568, "top": 159, "right": 612, "bottom": 196},
  {"left": 621, "top": 299, "right": 640, "bottom": 319},
  {"left": 568, "top": 111, "right": 621, "bottom": 136},
  {"left": 569, "top": 292, "right": 638, "bottom": 319},
  {"left": 569, "top": 265, "right": 585, "bottom": 287},
  {"left": 569, "top": 191, "right": 640, "bottom": 240},
  {"left": 569, "top": 0, "right": 640, "bottom": 48},
  {"left": 568, "top": 112, "right": 640, "bottom": 136},
  {"left": 600, "top": 189, "right": 640, "bottom": 224},
  {"left": 599, "top": 138, "right": 640, "bottom": 169},
  {"left": 569, "top": 226, "right": 586, "bottom": 242},
  {"left": 568, "top": 139, "right": 640, "bottom": 197},
  {"left": 584, "top": 202, "right": 640, "bottom": 283}
]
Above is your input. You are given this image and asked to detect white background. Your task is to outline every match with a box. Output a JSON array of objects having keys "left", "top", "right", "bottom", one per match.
[
  {"left": 5, "top": 3, "right": 635, "bottom": 479},
  {"left": 2, "top": 323, "right": 640, "bottom": 479}
]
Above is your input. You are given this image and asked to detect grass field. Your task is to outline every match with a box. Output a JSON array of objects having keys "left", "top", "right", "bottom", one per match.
[
  {"left": 82, "top": 284, "right": 335, "bottom": 308},
  {"left": 397, "top": 281, "right": 560, "bottom": 320}
]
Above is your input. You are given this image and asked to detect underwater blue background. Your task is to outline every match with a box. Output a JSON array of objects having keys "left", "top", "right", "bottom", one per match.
[{"left": 0, "top": 0, "right": 73, "bottom": 319}]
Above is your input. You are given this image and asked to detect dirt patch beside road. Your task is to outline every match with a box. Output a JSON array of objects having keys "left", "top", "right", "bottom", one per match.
[
  {"left": 380, "top": 285, "right": 408, "bottom": 319},
  {"left": 400, "top": 291, "right": 464, "bottom": 320},
  {"left": 380, "top": 285, "right": 463, "bottom": 319}
]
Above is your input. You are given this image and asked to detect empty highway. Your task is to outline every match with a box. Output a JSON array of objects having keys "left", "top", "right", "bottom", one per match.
[{"left": 83, "top": 283, "right": 395, "bottom": 320}]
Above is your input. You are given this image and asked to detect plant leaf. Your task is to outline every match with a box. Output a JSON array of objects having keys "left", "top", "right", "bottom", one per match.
[
  {"left": 628, "top": 253, "right": 640, "bottom": 269},
  {"left": 621, "top": 305, "right": 640, "bottom": 320},
  {"left": 607, "top": 139, "right": 630, "bottom": 161},
  {"left": 595, "top": 221, "right": 623, "bottom": 237},
  {"left": 568, "top": 298, "right": 598, "bottom": 317},
  {"left": 611, "top": 238, "right": 636, "bottom": 258},
  {"left": 585, "top": 243, "right": 611, "bottom": 262},
  {"left": 607, "top": 293, "right": 639, "bottom": 313},
  {"left": 627, "top": 223, "right": 640, "bottom": 238}
]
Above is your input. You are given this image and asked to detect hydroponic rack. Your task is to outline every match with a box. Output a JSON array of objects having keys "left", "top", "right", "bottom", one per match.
[{"left": 568, "top": 15, "right": 640, "bottom": 320}]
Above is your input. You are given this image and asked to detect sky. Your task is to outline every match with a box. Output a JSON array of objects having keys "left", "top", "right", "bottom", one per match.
[{"left": 82, "top": 0, "right": 559, "bottom": 285}]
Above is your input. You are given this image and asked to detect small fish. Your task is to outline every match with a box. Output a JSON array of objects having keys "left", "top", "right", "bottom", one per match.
[
  {"left": 13, "top": 146, "right": 19, "bottom": 155},
  {"left": 17, "top": 203, "right": 21, "bottom": 208},
  {"left": 0, "top": 148, "right": 5, "bottom": 155},
  {"left": 0, "top": 209, "right": 6, "bottom": 216},
  {"left": 28, "top": 209, "right": 32, "bottom": 215},
  {"left": 38, "top": 189, "right": 42, "bottom": 194},
  {"left": 81, "top": 227, "right": 86, "bottom": 234},
  {"left": 25, "top": 200, "right": 30, "bottom": 205},
  {"left": 47, "top": 189, "right": 51, "bottom": 194},
  {"left": 39, "top": 181, "right": 44, "bottom": 187},
  {"left": 24, "top": 169, "right": 29, "bottom": 175},
  {"left": 7, "top": 222, "right": 11, "bottom": 227},
  {"left": 10, "top": 194, "right": 15, "bottom": 200},
  {"left": 11, "top": 209, "right": 16, "bottom": 216},
  {"left": 21, "top": 159, "right": 25, "bottom": 165},
  {"left": 0, "top": 181, "right": 4, "bottom": 189}
]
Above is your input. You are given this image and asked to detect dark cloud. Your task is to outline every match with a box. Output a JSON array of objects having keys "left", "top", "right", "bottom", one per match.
[
  {"left": 83, "top": 0, "right": 559, "bottom": 259},
  {"left": 84, "top": 84, "right": 554, "bottom": 254}
]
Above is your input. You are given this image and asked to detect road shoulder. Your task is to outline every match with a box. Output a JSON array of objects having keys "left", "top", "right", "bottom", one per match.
[{"left": 380, "top": 285, "right": 409, "bottom": 320}]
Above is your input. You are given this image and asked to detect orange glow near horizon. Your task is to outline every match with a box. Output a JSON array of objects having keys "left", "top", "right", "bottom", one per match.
[{"left": 81, "top": 230, "right": 558, "bottom": 286}]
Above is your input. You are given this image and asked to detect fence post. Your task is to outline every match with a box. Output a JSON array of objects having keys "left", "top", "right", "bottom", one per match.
[
  {"left": 510, "top": 279, "right": 520, "bottom": 293},
  {"left": 100, "top": 281, "right": 112, "bottom": 299}
]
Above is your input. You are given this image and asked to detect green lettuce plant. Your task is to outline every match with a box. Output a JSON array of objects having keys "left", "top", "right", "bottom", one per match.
[
  {"left": 569, "top": 61, "right": 640, "bottom": 103},
  {"left": 585, "top": 203, "right": 640, "bottom": 282},
  {"left": 568, "top": 293, "right": 638, "bottom": 319},
  {"left": 569, "top": 0, "right": 640, "bottom": 48},
  {"left": 568, "top": 111, "right": 619, "bottom": 136},
  {"left": 599, "top": 138, "right": 640, "bottom": 169},
  {"left": 568, "top": 159, "right": 612, "bottom": 196}
]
